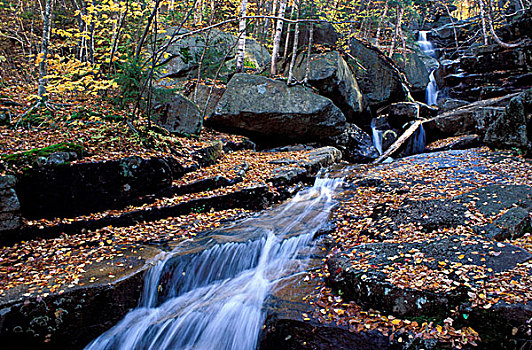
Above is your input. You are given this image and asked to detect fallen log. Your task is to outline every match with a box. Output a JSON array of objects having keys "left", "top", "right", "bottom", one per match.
[{"left": 373, "top": 120, "right": 422, "bottom": 163}]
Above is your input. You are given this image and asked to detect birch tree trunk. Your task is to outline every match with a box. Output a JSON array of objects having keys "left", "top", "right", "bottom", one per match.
[
  {"left": 287, "top": 0, "right": 300, "bottom": 84},
  {"left": 38, "top": 0, "right": 53, "bottom": 100},
  {"left": 270, "top": 0, "right": 287, "bottom": 76},
  {"left": 305, "top": 0, "right": 314, "bottom": 82},
  {"left": 375, "top": 1, "right": 388, "bottom": 47},
  {"left": 388, "top": 4, "right": 402, "bottom": 58},
  {"left": 283, "top": 1, "right": 295, "bottom": 58},
  {"left": 235, "top": 0, "right": 248, "bottom": 73},
  {"left": 478, "top": 0, "right": 489, "bottom": 45}
]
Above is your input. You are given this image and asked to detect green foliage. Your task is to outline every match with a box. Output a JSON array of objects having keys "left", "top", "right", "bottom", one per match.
[
  {"left": 70, "top": 107, "right": 124, "bottom": 122},
  {"left": 1, "top": 142, "right": 86, "bottom": 166},
  {"left": 113, "top": 55, "right": 148, "bottom": 108}
]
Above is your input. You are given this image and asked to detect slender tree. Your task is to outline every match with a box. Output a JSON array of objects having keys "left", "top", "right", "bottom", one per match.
[
  {"left": 270, "top": 0, "right": 287, "bottom": 76},
  {"left": 236, "top": 0, "right": 249, "bottom": 72},
  {"left": 38, "top": 0, "right": 53, "bottom": 101},
  {"left": 287, "top": 0, "right": 300, "bottom": 84}
]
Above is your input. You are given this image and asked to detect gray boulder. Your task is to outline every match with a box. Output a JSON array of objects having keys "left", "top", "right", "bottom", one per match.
[
  {"left": 207, "top": 74, "right": 346, "bottom": 144},
  {"left": 348, "top": 38, "right": 408, "bottom": 114},
  {"left": 153, "top": 92, "right": 203, "bottom": 135},
  {"left": 326, "top": 123, "right": 379, "bottom": 163},
  {"left": 293, "top": 51, "right": 364, "bottom": 122},
  {"left": 393, "top": 50, "right": 430, "bottom": 94},
  {"left": 185, "top": 84, "right": 226, "bottom": 118},
  {"left": 484, "top": 90, "right": 531, "bottom": 153},
  {"left": 0, "top": 175, "right": 21, "bottom": 232},
  {"left": 159, "top": 28, "right": 270, "bottom": 80}
]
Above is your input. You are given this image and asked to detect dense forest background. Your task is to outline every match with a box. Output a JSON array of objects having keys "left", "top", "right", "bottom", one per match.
[{"left": 0, "top": 0, "right": 528, "bottom": 123}]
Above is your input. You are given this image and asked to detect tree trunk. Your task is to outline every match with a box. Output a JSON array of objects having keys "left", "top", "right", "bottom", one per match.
[
  {"left": 282, "top": 1, "right": 295, "bottom": 58},
  {"left": 135, "top": 0, "right": 162, "bottom": 59},
  {"left": 287, "top": 0, "right": 300, "bottom": 84},
  {"left": 304, "top": 0, "right": 314, "bottom": 82},
  {"left": 375, "top": 1, "right": 388, "bottom": 47},
  {"left": 235, "top": 0, "right": 248, "bottom": 72},
  {"left": 38, "top": 0, "right": 53, "bottom": 100},
  {"left": 270, "top": 0, "right": 287, "bottom": 76},
  {"left": 388, "top": 4, "right": 402, "bottom": 58},
  {"left": 478, "top": 0, "right": 489, "bottom": 45}
]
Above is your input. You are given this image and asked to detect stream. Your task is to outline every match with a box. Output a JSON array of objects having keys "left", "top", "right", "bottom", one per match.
[{"left": 85, "top": 175, "right": 343, "bottom": 350}]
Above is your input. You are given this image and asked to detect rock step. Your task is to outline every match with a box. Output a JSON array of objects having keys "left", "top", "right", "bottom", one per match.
[{"left": 13, "top": 185, "right": 274, "bottom": 243}]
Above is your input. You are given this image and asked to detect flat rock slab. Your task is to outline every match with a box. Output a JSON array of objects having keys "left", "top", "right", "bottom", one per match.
[
  {"left": 0, "top": 244, "right": 163, "bottom": 349},
  {"left": 455, "top": 184, "right": 532, "bottom": 216},
  {"left": 328, "top": 235, "right": 531, "bottom": 318}
]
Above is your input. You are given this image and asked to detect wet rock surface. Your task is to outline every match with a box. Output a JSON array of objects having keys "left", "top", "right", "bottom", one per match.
[
  {"left": 0, "top": 244, "right": 162, "bottom": 350},
  {"left": 328, "top": 236, "right": 531, "bottom": 317}
]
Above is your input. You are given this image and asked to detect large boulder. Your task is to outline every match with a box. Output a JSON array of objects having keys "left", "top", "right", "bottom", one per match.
[
  {"left": 0, "top": 175, "right": 21, "bottom": 233},
  {"left": 394, "top": 50, "right": 430, "bottom": 95},
  {"left": 152, "top": 91, "right": 203, "bottom": 135},
  {"left": 282, "top": 22, "right": 339, "bottom": 52},
  {"left": 325, "top": 123, "right": 379, "bottom": 163},
  {"left": 293, "top": 51, "right": 364, "bottom": 123},
  {"left": 159, "top": 28, "right": 271, "bottom": 80},
  {"left": 484, "top": 89, "right": 531, "bottom": 153},
  {"left": 184, "top": 84, "right": 226, "bottom": 118},
  {"left": 348, "top": 38, "right": 408, "bottom": 114},
  {"left": 206, "top": 74, "right": 346, "bottom": 144}
]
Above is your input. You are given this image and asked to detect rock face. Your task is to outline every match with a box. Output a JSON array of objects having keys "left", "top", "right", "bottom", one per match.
[
  {"left": 348, "top": 38, "right": 407, "bottom": 113},
  {"left": 0, "top": 175, "right": 21, "bottom": 232},
  {"left": 293, "top": 51, "right": 364, "bottom": 122},
  {"left": 282, "top": 22, "right": 339, "bottom": 52},
  {"left": 326, "top": 123, "right": 379, "bottom": 163},
  {"left": 328, "top": 236, "right": 531, "bottom": 317},
  {"left": 184, "top": 84, "right": 226, "bottom": 118},
  {"left": 0, "top": 244, "right": 161, "bottom": 350},
  {"left": 16, "top": 156, "right": 186, "bottom": 219},
  {"left": 394, "top": 50, "right": 430, "bottom": 95},
  {"left": 160, "top": 28, "right": 270, "bottom": 80},
  {"left": 484, "top": 89, "right": 531, "bottom": 153},
  {"left": 153, "top": 92, "right": 202, "bottom": 135},
  {"left": 206, "top": 74, "right": 346, "bottom": 144}
]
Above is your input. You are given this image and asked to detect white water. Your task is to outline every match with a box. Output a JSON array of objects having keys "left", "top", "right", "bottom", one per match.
[
  {"left": 426, "top": 71, "right": 439, "bottom": 106},
  {"left": 418, "top": 31, "right": 439, "bottom": 106},
  {"left": 85, "top": 176, "right": 343, "bottom": 350},
  {"left": 371, "top": 118, "right": 384, "bottom": 155}
]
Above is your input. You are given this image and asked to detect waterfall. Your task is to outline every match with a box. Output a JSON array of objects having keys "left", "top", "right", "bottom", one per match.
[
  {"left": 417, "top": 31, "right": 435, "bottom": 57},
  {"left": 371, "top": 118, "right": 384, "bottom": 155},
  {"left": 85, "top": 176, "right": 343, "bottom": 350},
  {"left": 426, "top": 71, "right": 439, "bottom": 106},
  {"left": 418, "top": 31, "right": 439, "bottom": 106}
]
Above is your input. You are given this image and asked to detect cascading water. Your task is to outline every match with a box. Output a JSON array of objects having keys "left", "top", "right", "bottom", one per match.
[
  {"left": 418, "top": 31, "right": 439, "bottom": 106},
  {"left": 85, "top": 175, "right": 343, "bottom": 350},
  {"left": 371, "top": 118, "right": 384, "bottom": 155}
]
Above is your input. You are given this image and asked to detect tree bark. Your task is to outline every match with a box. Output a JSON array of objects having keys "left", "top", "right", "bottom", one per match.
[
  {"left": 135, "top": 0, "right": 162, "bottom": 59},
  {"left": 388, "top": 4, "right": 402, "bottom": 58},
  {"left": 38, "top": 0, "right": 53, "bottom": 100},
  {"left": 287, "top": 0, "right": 300, "bottom": 84},
  {"left": 236, "top": 0, "right": 248, "bottom": 72},
  {"left": 282, "top": 1, "right": 296, "bottom": 58},
  {"left": 304, "top": 0, "right": 314, "bottom": 83},
  {"left": 270, "top": 0, "right": 287, "bottom": 76},
  {"left": 375, "top": 1, "right": 388, "bottom": 47}
]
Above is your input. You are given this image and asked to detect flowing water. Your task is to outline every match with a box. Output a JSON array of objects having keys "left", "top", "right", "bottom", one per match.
[
  {"left": 418, "top": 31, "right": 439, "bottom": 106},
  {"left": 85, "top": 175, "right": 343, "bottom": 350},
  {"left": 371, "top": 118, "right": 384, "bottom": 155}
]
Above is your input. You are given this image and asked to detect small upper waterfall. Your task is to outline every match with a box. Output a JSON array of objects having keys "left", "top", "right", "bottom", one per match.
[
  {"left": 85, "top": 175, "right": 343, "bottom": 350},
  {"left": 418, "top": 31, "right": 439, "bottom": 106},
  {"left": 418, "top": 31, "right": 435, "bottom": 57}
]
